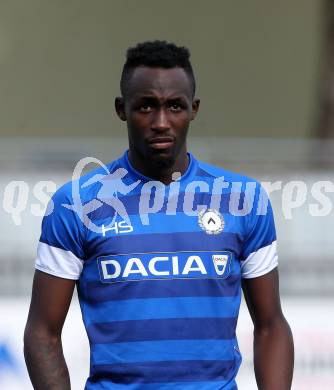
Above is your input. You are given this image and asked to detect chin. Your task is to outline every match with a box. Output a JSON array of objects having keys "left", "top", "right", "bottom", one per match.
[{"left": 148, "top": 149, "right": 175, "bottom": 169}]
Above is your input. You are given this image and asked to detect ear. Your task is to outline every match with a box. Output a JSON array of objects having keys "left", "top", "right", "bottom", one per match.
[
  {"left": 115, "top": 97, "right": 126, "bottom": 121},
  {"left": 191, "top": 98, "right": 200, "bottom": 120}
]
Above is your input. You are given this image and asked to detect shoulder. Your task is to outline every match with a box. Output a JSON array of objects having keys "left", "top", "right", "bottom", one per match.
[
  {"left": 196, "top": 159, "right": 260, "bottom": 187},
  {"left": 51, "top": 158, "right": 121, "bottom": 206},
  {"left": 195, "top": 158, "right": 271, "bottom": 224}
]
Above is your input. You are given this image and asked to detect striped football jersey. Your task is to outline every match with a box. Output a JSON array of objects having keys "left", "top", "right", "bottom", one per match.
[{"left": 36, "top": 151, "right": 277, "bottom": 389}]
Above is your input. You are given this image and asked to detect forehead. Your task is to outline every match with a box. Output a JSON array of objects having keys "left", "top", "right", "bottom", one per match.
[{"left": 126, "top": 66, "right": 193, "bottom": 98}]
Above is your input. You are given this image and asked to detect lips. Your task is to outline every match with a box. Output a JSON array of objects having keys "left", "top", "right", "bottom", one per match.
[{"left": 148, "top": 137, "right": 174, "bottom": 149}]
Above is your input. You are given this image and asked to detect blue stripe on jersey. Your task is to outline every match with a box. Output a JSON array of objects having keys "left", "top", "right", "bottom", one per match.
[
  {"left": 91, "top": 211, "right": 246, "bottom": 237},
  {"left": 85, "top": 379, "right": 237, "bottom": 390},
  {"left": 85, "top": 380, "right": 238, "bottom": 390},
  {"left": 91, "top": 212, "right": 207, "bottom": 235},
  {"left": 81, "top": 276, "right": 241, "bottom": 303},
  {"left": 91, "top": 339, "right": 235, "bottom": 365},
  {"left": 86, "top": 317, "right": 237, "bottom": 344},
  {"left": 87, "top": 192, "right": 234, "bottom": 221},
  {"left": 89, "top": 359, "right": 239, "bottom": 383},
  {"left": 82, "top": 296, "right": 240, "bottom": 325},
  {"left": 85, "top": 231, "right": 243, "bottom": 260}
]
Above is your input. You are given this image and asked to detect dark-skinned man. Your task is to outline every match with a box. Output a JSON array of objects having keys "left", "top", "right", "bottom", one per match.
[{"left": 24, "top": 41, "right": 294, "bottom": 390}]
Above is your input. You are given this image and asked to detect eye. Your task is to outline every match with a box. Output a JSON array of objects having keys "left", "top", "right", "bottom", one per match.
[
  {"left": 139, "top": 104, "right": 152, "bottom": 113},
  {"left": 169, "top": 103, "right": 182, "bottom": 112}
]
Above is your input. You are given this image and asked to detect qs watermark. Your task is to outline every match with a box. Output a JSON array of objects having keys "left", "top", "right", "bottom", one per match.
[
  {"left": 1, "top": 157, "right": 334, "bottom": 227},
  {"left": 2, "top": 180, "right": 57, "bottom": 225}
]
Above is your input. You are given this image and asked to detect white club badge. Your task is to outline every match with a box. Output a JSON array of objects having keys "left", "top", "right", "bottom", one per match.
[{"left": 198, "top": 208, "right": 224, "bottom": 235}]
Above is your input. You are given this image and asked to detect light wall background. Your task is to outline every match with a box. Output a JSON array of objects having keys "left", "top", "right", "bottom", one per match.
[{"left": 0, "top": 0, "right": 321, "bottom": 138}]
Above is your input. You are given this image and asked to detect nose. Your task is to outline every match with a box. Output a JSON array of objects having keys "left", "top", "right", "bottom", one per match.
[{"left": 151, "top": 109, "right": 170, "bottom": 132}]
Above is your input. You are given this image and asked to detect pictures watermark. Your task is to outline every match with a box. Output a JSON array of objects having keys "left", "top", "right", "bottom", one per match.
[{"left": 2, "top": 157, "right": 334, "bottom": 227}]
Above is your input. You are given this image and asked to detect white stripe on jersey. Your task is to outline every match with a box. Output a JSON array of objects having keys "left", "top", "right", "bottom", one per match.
[
  {"left": 241, "top": 240, "right": 278, "bottom": 279},
  {"left": 35, "top": 242, "right": 83, "bottom": 280}
]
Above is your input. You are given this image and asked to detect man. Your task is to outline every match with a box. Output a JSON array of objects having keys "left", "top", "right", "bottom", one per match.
[{"left": 24, "top": 41, "right": 294, "bottom": 389}]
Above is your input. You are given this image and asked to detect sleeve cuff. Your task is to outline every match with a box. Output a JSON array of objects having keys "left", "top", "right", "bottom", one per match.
[
  {"left": 35, "top": 242, "right": 83, "bottom": 280},
  {"left": 241, "top": 240, "right": 278, "bottom": 279}
]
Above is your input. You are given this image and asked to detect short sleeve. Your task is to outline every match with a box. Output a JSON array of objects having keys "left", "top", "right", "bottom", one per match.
[
  {"left": 240, "top": 182, "right": 278, "bottom": 279},
  {"left": 35, "top": 182, "right": 85, "bottom": 280}
]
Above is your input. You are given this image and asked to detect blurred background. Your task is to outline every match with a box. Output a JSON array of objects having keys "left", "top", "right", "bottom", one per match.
[{"left": 0, "top": 0, "right": 333, "bottom": 389}]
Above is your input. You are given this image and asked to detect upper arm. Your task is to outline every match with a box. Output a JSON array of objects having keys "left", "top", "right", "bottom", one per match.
[
  {"left": 26, "top": 183, "right": 85, "bottom": 335},
  {"left": 25, "top": 270, "right": 76, "bottom": 335},
  {"left": 242, "top": 267, "right": 284, "bottom": 328},
  {"left": 240, "top": 182, "right": 283, "bottom": 326},
  {"left": 240, "top": 182, "right": 277, "bottom": 279}
]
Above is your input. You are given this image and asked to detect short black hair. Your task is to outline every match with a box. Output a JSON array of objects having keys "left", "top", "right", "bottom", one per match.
[{"left": 120, "top": 40, "right": 196, "bottom": 97}]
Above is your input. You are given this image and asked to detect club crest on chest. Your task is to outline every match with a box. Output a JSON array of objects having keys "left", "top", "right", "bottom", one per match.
[{"left": 198, "top": 208, "right": 224, "bottom": 235}]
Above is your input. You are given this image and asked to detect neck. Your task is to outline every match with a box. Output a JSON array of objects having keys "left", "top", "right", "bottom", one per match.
[{"left": 128, "top": 147, "right": 189, "bottom": 185}]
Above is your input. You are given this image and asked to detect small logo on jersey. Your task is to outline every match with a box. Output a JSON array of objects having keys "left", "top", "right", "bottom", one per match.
[
  {"left": 198, "top": 209, "right": 224, "bottom": 235},
  {"left": 212, "top": 254, "right": 229, "bottom": 275},
  {"left": 101, "top": 221, "right": 133, "bottom": 236}
]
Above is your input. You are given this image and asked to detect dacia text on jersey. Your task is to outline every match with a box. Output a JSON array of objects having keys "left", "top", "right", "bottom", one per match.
[{"left": 97, "top": 251, "right": 232, "bottom": 283}]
